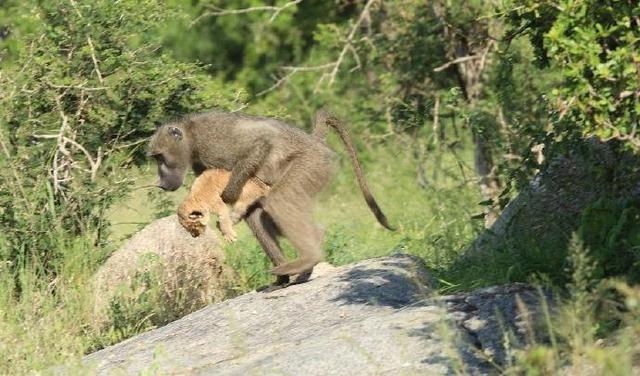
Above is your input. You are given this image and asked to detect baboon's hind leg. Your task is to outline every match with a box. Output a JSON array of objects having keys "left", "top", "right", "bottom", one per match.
[
  {"left": 263, "top": 152, "right": 332, "bottom": 277},
  {"left": 245, "top": 205, "right": 290, "bottom": 286},
  {"left": 265, "top": 196, "right": 324, "bottom": 276},
  {"left": 292, "top": 225, "right": 324, "bottom": 284}
]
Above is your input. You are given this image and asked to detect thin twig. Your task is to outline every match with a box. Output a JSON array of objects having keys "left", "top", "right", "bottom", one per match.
[
  {"left": 33, "top": 133, "right": 101, "bottom": 179},
  {"left": 256, "top": 0, "right": 376, "bottom": 95},
  {"left": 190, "top": 0, "right": 303, "bottom": 27},
  {"left": 0, "top": 128, "right": 31, "bottom": 207},
  {"left": 86, "top": 36, "right": 104, "bottom": 83},
  {"left": 433, "top": 55, "right": 481, "bottom": 72},
  {"left": 347, "top": 44, "right": 362, "bottom": 73},
  {"left": 48, "top": 83, "right": 108, "bottom": 91},
  {"left": 113, "top": 138, "right": 150, "bottom": 150},
  {"left": 256, "top": 63, "right": 336, "bottom": 97},
  {"left": 54, "top": 94, "right": 70, "bottom": 193},
  {"left": 68, "top": 0, "right": 104, "bottom": 83},
  {"left": 433, "top": 96, "right": 441, "bottom": 147},
  {"left": 327, "top": 0, "right": 376, "bottom": 86},
  {"left": 477, "top": 40, "right": 496, "bottom": 75}
]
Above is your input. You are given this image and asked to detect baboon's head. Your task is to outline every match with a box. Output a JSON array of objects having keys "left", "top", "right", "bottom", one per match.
[{"left": 148, "top": 124, "right": 191, "bottom": 191}]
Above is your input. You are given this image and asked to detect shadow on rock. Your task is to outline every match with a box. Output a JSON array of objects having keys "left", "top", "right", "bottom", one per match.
[
  {"left": 410, "top": 284, "right": 553, "bottom": 369},
  {"left": 329, "top": 256, "right": 431, "bottom": 308}
]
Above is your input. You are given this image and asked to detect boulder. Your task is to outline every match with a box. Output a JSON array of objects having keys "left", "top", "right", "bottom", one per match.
[
  {"left": 441, "top": 283, "right": 553, "bottom": 366},
  {"left": 93, "top": 215, "right": 233, "bottom": 328},
  {"left": 470, "top": 139, "right": 640, "bottom": 255},
  {"left": 85, "top": 254, "right": 550, "bottom": 375}
]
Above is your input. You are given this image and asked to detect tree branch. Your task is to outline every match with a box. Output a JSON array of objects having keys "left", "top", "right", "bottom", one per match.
[
  {"left": 191, "top": 0, "right": 303, "bottom": 27},
  {"left": 0, "top": 128, "right": 31, "bottom": 208},
  {"left": 433, "top": 55, "right": 481, "bottom": 72},
  {"left": 69, "top": 0, "right": 105, "bottom": 83},
  {"left": 326, "top": 0, "right": 376, "bottom": 86},
  {"left": 256, "top": 63, "right": 336, "bottom": 97},
  {"left": 86, "top": 36, "right": 104, "bottom": 84},
  {"left": 255, "top": 0, "right": 376, "bottom": 95}
]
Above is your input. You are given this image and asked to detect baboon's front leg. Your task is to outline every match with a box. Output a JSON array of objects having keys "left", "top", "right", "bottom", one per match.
[{"left": 221, "top": 140, "right": 271, "bottom": 204}]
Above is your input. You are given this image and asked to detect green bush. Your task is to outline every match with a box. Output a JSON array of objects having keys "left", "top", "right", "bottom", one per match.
[
  {"left": 578, "top": 199, "right": 640, "bottom": 283},
  {"left": 0, "top": 0, "right": 240, "bottom": 276},
  {"left": 505, "top": 0, "right": 640, "bottom": 147}
]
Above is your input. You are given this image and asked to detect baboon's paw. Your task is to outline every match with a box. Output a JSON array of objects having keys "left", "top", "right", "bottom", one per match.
[
  {"left": 257, "top": 275, "right": 291, "bottom": 292},
  {"left": 257, "top": 283, "right": 289, "bottom": 293},
  {"left": 293, "top": 269, "right": 313, "bottom": 284},
  {"left": 271, "top": 259, "right": 319, "bottom": 276}
]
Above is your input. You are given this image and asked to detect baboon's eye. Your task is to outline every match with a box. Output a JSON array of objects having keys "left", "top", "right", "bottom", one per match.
[{"left": 168, "top": 126, "right": 183, "bottom": 140}]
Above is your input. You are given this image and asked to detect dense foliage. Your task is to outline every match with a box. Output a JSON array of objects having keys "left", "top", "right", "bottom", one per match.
[
  {"left": 0, "top": 0, "right": 240, "bottom": 273},
  {"left": 507, "top": 0, "right": 639, "bottom": 147}
]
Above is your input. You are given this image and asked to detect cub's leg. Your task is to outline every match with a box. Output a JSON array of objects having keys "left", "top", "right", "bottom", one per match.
[
  {"left": 215, "top": 201, "right": 237, "bottom": 242},
  {"left": 230, "top": 179, "right": 271, "bottom": 224}
]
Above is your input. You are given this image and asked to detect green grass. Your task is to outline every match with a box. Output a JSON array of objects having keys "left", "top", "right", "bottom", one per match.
[
  {"left": 0, "top": 235, "right": 100, "bottom": 374},
  {"left": 501, "top": 239, "right": 640, "bottom": 375}
]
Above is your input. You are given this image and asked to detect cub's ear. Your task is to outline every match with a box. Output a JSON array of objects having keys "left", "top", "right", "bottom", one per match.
[
  {"left": 168, "top": 126, "right": 183, "bottom": 140},
  {"left": 189, "top": 211, "right": 204, "bottom": 219}
]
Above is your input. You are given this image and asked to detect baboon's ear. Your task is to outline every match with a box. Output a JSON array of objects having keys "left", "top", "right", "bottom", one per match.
[{"left": 168, "top": 126, "right": 183, "bottom": 141}]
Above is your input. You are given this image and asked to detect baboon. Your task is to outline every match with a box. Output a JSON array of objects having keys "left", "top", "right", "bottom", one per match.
[
  {"left": 177, "top": 169, "right": 270, "bottom": 241},
  {"left": 148, "top": 110, "right": 393, "bottom": 286}
]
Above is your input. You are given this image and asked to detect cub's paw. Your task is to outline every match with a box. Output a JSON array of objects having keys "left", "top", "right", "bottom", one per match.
[
  {"left": 217, "top": 221, "right": 238, "bottom": 242},
  {"left": 222, "top": 229, "right": 238, "bottom": 242},
  {"left": 229, "top": 211, "right": 243, "bottom": 224}
]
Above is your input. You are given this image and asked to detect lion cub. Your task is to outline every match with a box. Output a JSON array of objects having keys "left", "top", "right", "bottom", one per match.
[{"left": 178, "top": 169, "right": 270, "bottom": 241}]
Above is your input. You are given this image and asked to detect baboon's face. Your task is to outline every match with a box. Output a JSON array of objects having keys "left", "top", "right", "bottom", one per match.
[
  {"left": 148, "top": 125, "right": 190, "bottom": 191},
  {"left": 154, "top": 153, "right": 187, "bottom": 191}
]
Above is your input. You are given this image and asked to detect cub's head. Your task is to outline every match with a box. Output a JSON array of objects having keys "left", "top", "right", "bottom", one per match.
[{"left": 177, "top": 210, "right": 209, "bottom": 237}]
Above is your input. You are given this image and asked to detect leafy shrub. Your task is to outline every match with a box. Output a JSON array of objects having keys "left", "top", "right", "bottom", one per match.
[
  {"left": 0, "top": 0, "right": 240, "bottom": 276},
  {"left": 578, "top": 199, "right": 640, "bottom": 283},
  {"left": 505, "top": 0, "right": 640, "bottom": 148}
]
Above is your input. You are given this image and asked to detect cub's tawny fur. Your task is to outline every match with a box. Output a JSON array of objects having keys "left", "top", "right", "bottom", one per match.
[{"left": 178, "top": 169, "right": 270, "bottom": 241}]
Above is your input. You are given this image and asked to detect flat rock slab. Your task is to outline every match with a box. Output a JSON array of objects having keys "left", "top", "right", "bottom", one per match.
[{"left": 85, "top": 255, "right": 543, "bottom": 375}]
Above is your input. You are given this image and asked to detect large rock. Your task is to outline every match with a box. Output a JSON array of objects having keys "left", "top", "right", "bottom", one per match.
[
  {"left": 472, "top": 139, "right": 640, "bottom": 254},
  {"left": 84, "top": 254, "right": 549, "bottom": 375},
  {"left": 93, "top": 215, "right": 233, "bottom": 328},
  {"left": 441, "top": 283, "right": 553, "bottom": 366}
]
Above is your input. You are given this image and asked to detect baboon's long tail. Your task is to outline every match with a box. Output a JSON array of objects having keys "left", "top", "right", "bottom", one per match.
[{"left": 314, "top": 110, "right": 395, "bottom": 231}]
